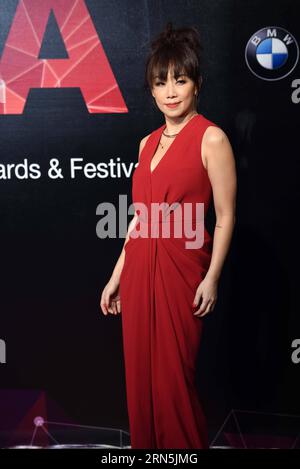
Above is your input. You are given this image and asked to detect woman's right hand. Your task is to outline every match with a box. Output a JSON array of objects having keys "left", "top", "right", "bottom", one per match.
[{"left": 100, "top": 278, "right": 121, "bottom": 316}]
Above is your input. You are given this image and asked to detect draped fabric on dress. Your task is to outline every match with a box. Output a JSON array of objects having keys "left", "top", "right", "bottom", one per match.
[{"left": 119, "top": 113, "right": 219, "bottom": 449}]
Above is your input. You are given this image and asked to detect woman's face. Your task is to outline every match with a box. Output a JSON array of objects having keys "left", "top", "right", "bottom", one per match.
[{"left": 151, "top": 65, "right": 198, "bottom": 117}]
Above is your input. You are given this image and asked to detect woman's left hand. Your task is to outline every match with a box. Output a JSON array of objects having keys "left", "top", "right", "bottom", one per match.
[{"left": 192, "top": 275, "right": 218, "bottom": 318}]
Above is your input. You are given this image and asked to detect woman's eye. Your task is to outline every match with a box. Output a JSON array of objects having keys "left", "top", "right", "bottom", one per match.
[{"left": 155, "top": 80, "right": 186, "bottom": 86}]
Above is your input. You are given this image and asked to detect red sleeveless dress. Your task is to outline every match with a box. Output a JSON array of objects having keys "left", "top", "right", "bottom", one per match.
[{"left": 119, "top": 113, "right": 219, "bottom": 449}]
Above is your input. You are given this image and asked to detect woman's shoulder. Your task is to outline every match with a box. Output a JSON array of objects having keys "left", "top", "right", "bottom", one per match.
[
  {"left": 197, "top": 113, "right": 226, "bottom": 142},
  {"left": 140, "top": 132, "right": 152, "bottom": 148},
  {"left": 138, "top": 129, "right": 158, "bottom": 161},
  {"left": 138, "top": 132, "right": 152, "bottom": 159},
  {"left": 138, "top": 122, "right": 164, "bottom": 159},
  {"left": 197, "top": 112, "right": 220, "bottom": 130}
]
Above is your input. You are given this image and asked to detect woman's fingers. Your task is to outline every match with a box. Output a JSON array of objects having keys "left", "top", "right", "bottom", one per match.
[
  {"left": 114, "top": 299, "right": 121, "bottom": 314},
  {"left": 111, "top": 301, "right": 117, "bottom": 314},
  {"left": 192, "top": 298, "right": 212, "bottom": 317},
  {"left": 100, "top": 287, "right": 121, "bottom": 316},
  {"left": 197, "top": 299, "right": 215, "bottom": 317},
  {"left": 192, "top": 279, "right": 218, "bottom": 318},
  {"left": 100, "top": 292, "right": 109, "bottom": 315}
]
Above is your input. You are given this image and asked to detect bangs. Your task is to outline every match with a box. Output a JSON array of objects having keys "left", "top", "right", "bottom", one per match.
[
  {"left": 151, "top": 51, "right": 189, "bottom": 83},
  {"left": 144, "top": 24, "right": 203, "bottom": 93},
  {"left": 145, "top": 44, "right": 200, "bottom": 90}
]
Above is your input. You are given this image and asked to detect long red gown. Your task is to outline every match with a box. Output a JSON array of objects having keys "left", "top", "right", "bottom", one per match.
[{"left": 119, "top": 113, "right": 219, "bottom": 449}]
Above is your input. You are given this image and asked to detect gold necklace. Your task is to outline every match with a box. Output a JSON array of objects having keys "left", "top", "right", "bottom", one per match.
[{"left": 159, "top": 112, "right": 198, "bottom": 149}]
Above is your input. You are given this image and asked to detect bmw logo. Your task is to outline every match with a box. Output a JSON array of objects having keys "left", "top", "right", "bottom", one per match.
[{"left": 245, "top": 26, "right": 299, "bottom": 81}]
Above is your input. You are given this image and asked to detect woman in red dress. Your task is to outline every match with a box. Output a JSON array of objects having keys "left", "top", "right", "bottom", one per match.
[{"left": 100, "top": 22, "right": 237, "bottom": 449}]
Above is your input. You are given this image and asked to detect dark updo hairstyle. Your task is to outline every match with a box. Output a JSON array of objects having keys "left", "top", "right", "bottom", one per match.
[{"left": 144, "top": 22, "right": 204, "bottom": 100}]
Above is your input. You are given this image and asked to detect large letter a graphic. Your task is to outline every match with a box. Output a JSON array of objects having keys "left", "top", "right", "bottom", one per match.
[{"left": 0, "top": 0, "right": 128, "bottom": 114}]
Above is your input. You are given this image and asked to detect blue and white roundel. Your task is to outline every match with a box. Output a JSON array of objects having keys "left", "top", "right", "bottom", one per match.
[
  {"left": 245, "top": 26, "right": 298, "bottom": 81},
  {"left": 256, "top": 38, "right": 288, "bottom": 70}
]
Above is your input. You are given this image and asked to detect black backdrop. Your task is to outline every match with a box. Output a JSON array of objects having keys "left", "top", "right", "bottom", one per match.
[{"left": 0, "top": 0, "right": 299, "bottom": 447}]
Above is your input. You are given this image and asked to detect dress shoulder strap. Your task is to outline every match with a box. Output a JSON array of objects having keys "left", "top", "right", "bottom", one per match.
[{"left": 138, "top": 124, "right": 164, "bottom": 162}]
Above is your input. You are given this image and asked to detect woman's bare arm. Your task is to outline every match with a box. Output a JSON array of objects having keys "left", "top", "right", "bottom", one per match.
[
  {"left": 192, "top": 125, "right": 237, "bottom": 317},
  {"left": 109, "top": 133, "right": 151, "bottom": 286},
  {"left": 100, "top": 134, "right": 151, "bottom": 315},
  {"left": 109, "top": 211, "right": 139, "bottom": 285},
  {"left": 203, "top": 126, "right": 237, "bottom": 282}
]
